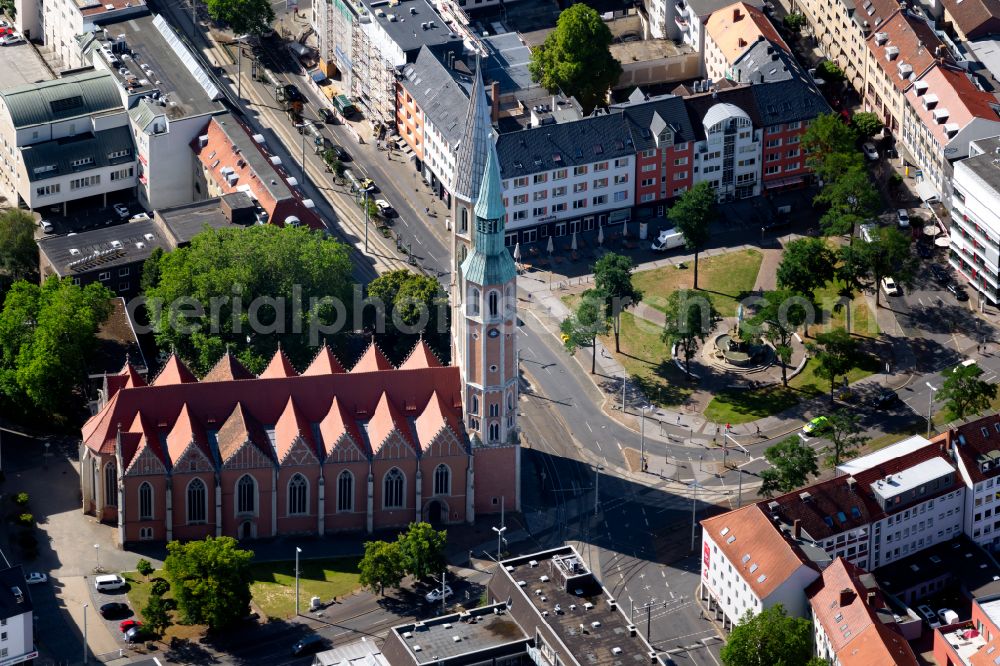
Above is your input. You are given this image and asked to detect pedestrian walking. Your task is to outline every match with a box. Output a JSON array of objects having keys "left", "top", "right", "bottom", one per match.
[{"left": 756, "top": 424, "right": 761, "bottom": 437}]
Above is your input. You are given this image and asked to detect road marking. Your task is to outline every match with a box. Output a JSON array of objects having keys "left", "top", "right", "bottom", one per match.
[
  {"left": 660, "top": 571, "right": 665, "bottom": 578},
  {"left": 586, "top": 422, "right": 593, "bottom": 433},
  {"left": 617, "top": 442, "right": 623, "bottom": 451},
  {"left": 645, "top": 518, "right": 649, "bottom": 526},
  {"left": 595, "top": 440, "right": 603, "bottom": 452}
]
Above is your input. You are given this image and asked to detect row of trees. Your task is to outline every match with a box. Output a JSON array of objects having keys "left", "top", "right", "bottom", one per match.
[
  {"left": 359, "top": 522, "right": 448, "bottom": 594},
  {"left": 141, "top": 225, "right": 449, "bottom": 375}
]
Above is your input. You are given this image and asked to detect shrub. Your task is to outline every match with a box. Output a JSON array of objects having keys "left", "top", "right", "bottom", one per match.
[
  {"left": 151, "top": 579, "right": 170, "bottom": 596},
  {"left": 136, "top": 558, "right": 154, "bottom": 578},
  {"left": 17, "top": 513, "right": 33, "bottom": 526},
  {"left": 14, "top": 493, "right": 28, "bottom": 506},
  {"left": 16, "top": 531, "right": 35, "bottom": 548}
]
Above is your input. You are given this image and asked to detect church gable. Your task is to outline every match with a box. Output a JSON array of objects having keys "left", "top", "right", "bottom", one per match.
[
  {"left": 372, "top": 430, "right": 414, "bottom": 461},
  {"left": 324, "top": 433, "right": 368, "bottom": 464},
  {"left": 125, "top": 443, "right": 167, "bottom": 477},
  {"left": 221, "top": 438, "right": 274, "bottom": 471},
  {"left": 280, "top": 436, "right": 319, "bottom": 467},
  {"left": 173, "top": 442, "right": 215, "bottom": 474},
  {"left": 422, "top": 426, "right": 465, "bottom": 458}
]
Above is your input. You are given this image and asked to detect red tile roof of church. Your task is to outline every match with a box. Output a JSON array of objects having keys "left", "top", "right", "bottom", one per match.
[
  {"left": 351, "top": 341, "right": 394, "bottom": 373},
  {"left": 260, "top": 346, "right": 299, "bottom": 379},
  {"left": 274, "top": 396, "right": 317, "bottom": 461},
  {"left": 399, "top": 339, "right": 443, "bottom": 370},
  {"left": 302, "top": 344, "right": 346, "bottom": 376},
  {"left": 216, "top": 402, "right": 272, "bottom": 464},
  {"left": 83, "top": 341, "right": 465, "bottom": 469},
  {"left": 202, "top": 352, "right": 255, "bottom": 382},
  {"left": 152, "top": 354, "right": 198, "bottom": 386}
]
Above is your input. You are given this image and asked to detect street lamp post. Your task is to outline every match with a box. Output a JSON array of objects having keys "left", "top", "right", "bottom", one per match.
[
  {"left": 621, "top": 372, "right": 626, "bottom": 412},
  {"left": 94, "top": 544, "right": 100, "bottom": 572},
  {"left": 926, "top": 382, "right": 939, "bottom": 438},
  {"left": 690, "top": 481, "right": 700, "bottom": 552},
  {"left": 492, "top": 525, "right": 506, "bottom": 562},
  {"left": 640, "top": 406, "right": 646, "bottom": 472},
  {"left": 594, "top": 465, "right": 604, "bottom": 514},
  {"left": 83, "top": 603, "right": 89, "bottom": 665},
  {"left": 295, "top": 546, "right": 302, "bottom": 616}
]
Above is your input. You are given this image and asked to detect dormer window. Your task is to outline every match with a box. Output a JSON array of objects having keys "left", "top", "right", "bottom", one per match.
[
  {"left": 922, "top": 93, "right": 939, "bottom": 110},
  {"left": 885, "top": 46, "right": 899, "bottom": 60}
]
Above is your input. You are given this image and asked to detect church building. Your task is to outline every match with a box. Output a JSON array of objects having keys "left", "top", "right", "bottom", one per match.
[{"left": 79, "top": 63, "right": 520, "bottom": 547}]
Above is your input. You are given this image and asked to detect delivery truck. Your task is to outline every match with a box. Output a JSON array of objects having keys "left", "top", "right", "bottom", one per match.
[{"left": 651, "top": 228, "right": 685, "bottom": 251}]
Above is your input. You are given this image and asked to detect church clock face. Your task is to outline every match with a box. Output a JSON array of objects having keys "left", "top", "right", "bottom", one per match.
[{"left": 487, "top": 328, "right": 500, "bottom": 338}]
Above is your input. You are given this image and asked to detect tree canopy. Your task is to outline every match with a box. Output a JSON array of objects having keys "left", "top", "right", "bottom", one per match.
[
  {"left": 721, "top": 604, "right": 814, "bottom": 666},
  {"left": 0, "top": 209, "right": 38, "bottom": 290},
  {"left": 561, "top": 289, "right": 611, "bottom": 374},
  {"left": 662, "top": 289, "right": 719, "bottom": 378},
  {"left": 366, "top": 270, "right": 450, "bottom": 363},
  {"left": 802, "top": 113, "right": 858, "bottom": 169},
  {"left": 205, "top": 0, "right": 275, "bottom": 36},
  {"left": 142, "top": 224, "right": 353, "bottom": 375},
  {"left": 775, "top": 237, "right": 836, "bottom": 300},
  {"left": 824, "top": 409, "right": 866, "bottom": 468},
  {"left": 813, "top": 166, "right": 881, "bottom": 237},
  {"left": 359, "top": 539, "right": 405, "bottom": 595},
  {"left": 528, "top": 4, "right": 622, "bottom": 113},
  {"left": 759, "top": 436, "right": 819, "bottom": 498},
  {"left": 593, "top": 252, "right": 642, "bottom": 353},
  {"left": 749, "top": 290, "right": 809, "bottom": 387},
  {"left": 939, "top": 362, "right": 998, "bottom": 421},
  {"left": 852, "top": 111, "right": 884, "bottom": 138},
  {"left": 808, "top": 328, "right": 859, "bottom": 401},
  {"left": 164, "top": 537, "right": 254, "bottom": 630},
  {"left": 0, "top": 277, "right": 112, "bottom": 416},
  {"left": 668, "top": 182, "right": 716, "bottom": 288},
  {"left": 839, "top": 225, "right": 917, "bottom": 308},
  {"left": 396, "top": 522, "right": 447, "bottom": 581}
]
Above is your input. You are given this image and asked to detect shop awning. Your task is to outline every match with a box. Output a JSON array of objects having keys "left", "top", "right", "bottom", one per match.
[
  {"left": 916, "top": 180, "right": 940, "bottom": 203},
  {"left": 609, "top": 209, "right": 630, "bottom": 223}
]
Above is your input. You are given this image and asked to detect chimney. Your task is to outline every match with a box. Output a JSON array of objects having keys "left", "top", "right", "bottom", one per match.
[
  {"left": 733, "top": 7, "right": 742, "bottom": 21},
  {"left": 839, "top": 588, "right": 854, "bottom": 607},
  {"left": 491, "top": 81, "right": 500, "bottom": 123},
  {"left": 867, "top": 591, "right": 876, "bottom": 606},
  {"left": 793, "top": 519, "right": 802, "bottom": 539}
]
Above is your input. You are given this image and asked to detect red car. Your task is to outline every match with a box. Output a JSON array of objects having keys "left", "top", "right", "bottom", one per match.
[{"left": 119, "top": 619, "right": 142, "bottom": 633}]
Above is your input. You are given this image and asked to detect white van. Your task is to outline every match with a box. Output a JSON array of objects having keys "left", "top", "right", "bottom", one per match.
[
  {"left": 651, "top": 228, "right": 685, "bottom": 251},
  {"left": 94, "top": 574, "right": 126, "bottom": 592}
]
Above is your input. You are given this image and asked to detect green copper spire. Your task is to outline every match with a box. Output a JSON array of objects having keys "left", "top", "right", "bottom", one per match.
[{"left": 461, "top": 138, "right": 516, "bottom": 287}]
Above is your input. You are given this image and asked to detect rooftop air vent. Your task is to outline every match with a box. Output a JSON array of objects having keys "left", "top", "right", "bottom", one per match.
[{"left": 885, "top": 46, "right": 899, "bottom": 59}]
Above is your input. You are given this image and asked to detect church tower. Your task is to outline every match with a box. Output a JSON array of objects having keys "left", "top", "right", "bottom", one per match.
[{"left": 450, "top": 62, "right": 519, "bottom": 450}]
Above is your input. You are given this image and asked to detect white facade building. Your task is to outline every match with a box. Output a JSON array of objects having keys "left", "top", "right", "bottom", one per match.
[
  {"left": 950, "top": 136, "right": 1000, "bottom": 304},
  {"left": 34, "top": 0, "right": 149, "bottom": 70},
  {"left": 696, "top": 102, "right": 762, "bottom": 201},
  {"left": 0, "top": 71, "right": 137, "bottom": 213},
  {"left": 0, "top": 566, "right": 37, "bottom": 665}
]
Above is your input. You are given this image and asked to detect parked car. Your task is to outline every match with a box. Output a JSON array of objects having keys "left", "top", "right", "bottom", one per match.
[
  {"left": 283, "top": 84, "right": 303, "bottom": 102},
  {"left": 425, "top": 585, "right": 453, "bottom": 603},
  {"left": 99, "top": 602, "right": 131, "bottom": 620},
  {"left": 95, "top": 574, "right": 126, "bottom": 592},
  {"left": 112, "top": 203, "right": 130, "bottom": 219},
  {"left": 651, "top": 228, "right": 685, "bottom": 251},
  {"left": 871, "top": 389, "right": 898, "bottom": 409},
  {"left": 359, "top": 178, "right": 377, "bottom": 192},
  {"left": 881, "top": 277, "right": 901, "bottom": 297},
  {"left": 119, "top": 619, "right": 141, "bottom": 633},
  {"left": 896, "top": 209, "right": 910, "bottom": 228},
  {"left": 375, "top": 199, "right": 396, "bottom": 217},
  {"left": 918, "top": 604, "right": 941, "bottom": 628},
  {"left": 125, "top": 626, "right": 150, "bottom": 643},
  {"left": 0, "top": 33, "right": 25, "bottom": 46},
  {"left": 931, "top": 264, "right": 951, "bottom": 283},
  {"left": 291, "top": 634, "right": 326, "bottom": 657},
  {"left": 24, "top": 572, "right": 47, "bottom": 585},
  {"left": 39, "top": 220, "right": 53, "bottom": 234},
  {"left": 318, "top": 108, "right": 335, "bottom": 124},
  {"left": 802, "top": 416, "right": 829, "bottom": 435},
  {"left": 863, "top": 142, "right": 879, "bottom": 160},
  {"left": 947, "top": 283, "right": 969, "bottom": 301},
  {"left": 329, "top": 144, "right": 351, "bottom": 162}
]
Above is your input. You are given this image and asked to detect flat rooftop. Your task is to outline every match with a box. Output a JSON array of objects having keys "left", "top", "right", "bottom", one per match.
[
  {"left": 156, "top": 194, "right": 253, "bottom": 242},
  {"left": 392, "top": 603, "right": 528, "bottom": 664},
  {"left": 941, "top": 622, "right": 987, "bottom": 662},
  {"left": 0, "top": 42, "right": 54, "bottom": 90},
  {"left": 872, "top": 457, "right": 956, "bottom": 502},
  {"left": 87, "top": 13, "right": 222, "bottom": 118},
  {"left": 980, "top": 596, "right": 1000, "bottom": 629},
  {"left": 837, "top": 435, "right": 933, "bottom": 477},
  {"left": 76, "top": 0, "right": 147, "bottom": 19},
  {"left": 875, "top": 536, "right": 1000, "bottom": 602},
  {"left": 499, "top": 547, "right": 656, "bottom": 666},
  {"left": 610, "top": 38, "right": 690, "bottom": 64},
  {"left": 358, "top": 0, "right": 458, "bottom": 54},
  {"left": 959, "top": 136, "right": 1000, "bottom": 193},
  {"left": 39, "top": 218, "right": 168, "bottom": 275}
]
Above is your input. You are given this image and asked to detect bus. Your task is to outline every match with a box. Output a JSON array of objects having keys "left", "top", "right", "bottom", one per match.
[{"left": 333, "top": 94, "right": 357, "bottom": 118}]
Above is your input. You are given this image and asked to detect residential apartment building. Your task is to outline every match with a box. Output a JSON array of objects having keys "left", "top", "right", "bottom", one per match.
[
  {"left": 0, "top": 566, "right": 36, "bottom": 665},
  {"left": 495, "top": 114, "right": 637, "bottom": 244},
  {"left": 703, "top": 2, "right": 788, "bottom": 82},
  {"left": 646, "top": 0, "right": 764, "bottom": 52},
  {"left": 939, "top": 0, "right": 1000, "bottom": 41},
  {"left": 192, "top": 114, "right": 324, "bottom": 229},
  {"left": 933, "top": 594, "right": 1000, "bottom": 665},
  {"left": 950, "top": 411, "right": 1000, "bottom": 548},
  {"left": 311, "top": 0, "right": 461, "bottom": 127},
  {"left": 27, "top": 0, "right": 149, "bottom": 69},
  {"left": 700, "top": 503, "right": 823, "bottom": 628},
  {"left": 807, "top": 558, "right": 919, "bottom": 665},
  {"left": 0, "top": 70, "right": 137, "bottom": 214},
  {"left": 80, "top": 13, "right": 226, "bottom": 211},
  {"left": 951, "top": 136, "right": 1000, "bottom": 303}
]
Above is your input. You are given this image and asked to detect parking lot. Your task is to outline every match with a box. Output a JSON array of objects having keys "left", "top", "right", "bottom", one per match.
[
  {"left": 0, "top": 40, "right": 54, "bottom": 90},
  {"left": 35, "top": 196, "right": 145, "bottom": 238}
]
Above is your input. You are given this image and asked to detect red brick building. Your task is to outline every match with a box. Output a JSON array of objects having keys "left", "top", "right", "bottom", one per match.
[{"left": 81, "top": 340, "right": 518, "bottom": 546}]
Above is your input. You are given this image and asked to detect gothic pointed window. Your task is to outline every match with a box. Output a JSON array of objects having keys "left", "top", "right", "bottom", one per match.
[
  {"left": 288, "top": 474, "right": 308, "bottom": 515},
  {"left": 337, "top": 470, "right": 354, "bottom": 512},
  {"left": 139, "top": 482, "right": 153, "bottom": 520},
  {"left": 434, "top": 464, "right": 451, "bottom": 495},
  {"left": 384, "top": 468, "right": 405, "bottom": 509},
  {"left": 460, "top": 208, "right": 468, "bottom": 233},
  {"left": 104, "top": 462, "right": 118, "bottom": 507},
  {"left": 237, "top": 475, "right": 256, "bottom": 515},
  {"left": 488, "top": 291, "right": 499, "bottom": 318},
  {"left": 470, "top": 393, "right": 479, "bottom": 415},
  {"left": 469, "top": 288, "right": 480, "bottom": 316},
  {"left": 489, "top": 422, "right": 500, "bottom": 442},
  {"left": 187, "top": 478, "right": 207, "bottom": 523}
]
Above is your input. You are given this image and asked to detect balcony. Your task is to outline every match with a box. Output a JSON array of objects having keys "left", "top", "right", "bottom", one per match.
[
  {"left": 675, "top": 2, "right": 688, "bottom": 17},
  {"left": 674, "top": 15, "right": 689, "bottom": 29}
]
